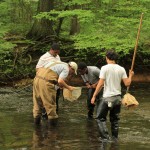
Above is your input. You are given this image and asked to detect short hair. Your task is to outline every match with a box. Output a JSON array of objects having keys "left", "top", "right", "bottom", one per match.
[
  {"left": 51, "top": 43, "right": 60, "bottom": 50},
  {"left": 106, "top": 50, "right": 118, "bottom": 61},
  {"left": 78, "top": 62, "right": 87, "bottom": 70}
]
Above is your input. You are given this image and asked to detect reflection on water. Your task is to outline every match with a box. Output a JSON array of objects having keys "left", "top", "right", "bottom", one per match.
[{"left": 0, "top": 83, "right": 150, "bottom": 150}]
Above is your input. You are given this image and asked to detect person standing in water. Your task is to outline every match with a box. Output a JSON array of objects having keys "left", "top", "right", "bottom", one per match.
[
  {"left": 33, "top": 61, "right": 78, "bottom": 125},
  {"left": 91, "top": 50, "right": 134, "bottom": 142},
  {"left": 36, "top": 43, "right": 61, "bottom": 119},
  {"left": 78, "top": 62, "right": 102, "bottom": 119}
]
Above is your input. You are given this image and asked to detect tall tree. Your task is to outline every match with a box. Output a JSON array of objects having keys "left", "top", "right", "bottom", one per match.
[{"left": 27, "top": 0, "right": 54, "bottom": 39}]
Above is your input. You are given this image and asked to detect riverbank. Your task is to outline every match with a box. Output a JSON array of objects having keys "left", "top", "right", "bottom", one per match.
[
  {"left": 69, "top": 73, "right": 150, "bottom": 86},
  {"left": 131, "top": 73, "right": 150, "bottom": 82},
  {"left": 0, "top": 73, "right": 150, "bottom": 87}
]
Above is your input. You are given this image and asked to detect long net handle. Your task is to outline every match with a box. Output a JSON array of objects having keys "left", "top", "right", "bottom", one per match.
[
  {"left": 130, "top": 13, "right": 144, "bottom": 71},
  {"left": 126, "top": 13, "right": 144, "bottom": 93}
]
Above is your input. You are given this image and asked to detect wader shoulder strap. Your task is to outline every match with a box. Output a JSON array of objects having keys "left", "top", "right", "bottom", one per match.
[{"left": 45, "top": 61, "right": 67, "bottom": 68}]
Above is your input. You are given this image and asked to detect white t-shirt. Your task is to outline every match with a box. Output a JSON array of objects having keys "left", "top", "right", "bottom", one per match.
[
  {"left": 100, "top": 64, "right": 127, "bottom": 97},
  {"left": 36, "top": 52, "right": 61, "bottom": 69}
]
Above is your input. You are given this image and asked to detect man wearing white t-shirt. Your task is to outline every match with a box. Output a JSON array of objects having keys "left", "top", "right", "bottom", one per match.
[
  {"left": 36, "top": 43, "right": 61, "bottom": 71},
  {"left": 36, "top": 43, "right": 61, "bottom": 119},
  {"left": 91, "top": 50, "right": 134, "bottom": 142}
]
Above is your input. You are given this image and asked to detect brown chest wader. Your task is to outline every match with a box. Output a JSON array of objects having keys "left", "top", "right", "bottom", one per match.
[
  {"left": 33, "top": 67, "right": 59, "bottom": 125},
  {"left": 43, "top": 61, "right": 68, "bottom": 113}
]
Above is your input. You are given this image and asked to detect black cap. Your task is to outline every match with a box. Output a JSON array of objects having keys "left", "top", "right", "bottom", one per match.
[
  {"left": 51, "top": 43, "right": 60, "bottom": 50},
  {"left": 78, "top": 62, "right": 87, "bottom": 70}
]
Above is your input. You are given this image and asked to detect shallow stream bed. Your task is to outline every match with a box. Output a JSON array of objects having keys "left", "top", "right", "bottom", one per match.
[{"left": 0, "top": 83, "right": 150, "bottom": 150}]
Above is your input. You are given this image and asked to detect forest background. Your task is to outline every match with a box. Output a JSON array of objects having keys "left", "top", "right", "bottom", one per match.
[{"left": 0, "top": 0, "right": 150, "bottom": 86}]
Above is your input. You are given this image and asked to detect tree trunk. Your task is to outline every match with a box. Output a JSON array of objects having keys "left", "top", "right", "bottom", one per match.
[
  {"left": 70, "top": 16, "right": 80, "bottom": 35},
  {"left": 56, "top": 5, "right": 69, "bottom": 37},
  {"left": 70, "top": 4, "right": 80, "bottom": 35},
  {"left": 26, "top": 0, "right": 55, "bottom": 39}
]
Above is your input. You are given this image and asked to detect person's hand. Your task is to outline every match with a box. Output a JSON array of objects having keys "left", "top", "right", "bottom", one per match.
[
  {"left": 58, "top": 84, "right": 63, "bottom": 89},
  {"left": 129, "top": 70, "right": 134, "bottom": 77},
  {"left": 86, "top": 83, "right": 91, "bottom": 89},
  {"left": 91, "top": 97, "right": 96, "bottom": 104},
  {"left": 86, "top": 85, "right": 91, "bottom": 88},
  {"left": 90, "top": 84, "right": 97, "bottom": 88},
  {"left": 68, "top": 86, "right": 75, "bottom": 91}
]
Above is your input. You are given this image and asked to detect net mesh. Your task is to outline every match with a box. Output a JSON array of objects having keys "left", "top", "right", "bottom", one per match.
[
  {"left": 63, "top": 87, "right": 82, "bottom": 102},
  {"left": 122, "top": 93, "right": 139, "bottom": 108}
]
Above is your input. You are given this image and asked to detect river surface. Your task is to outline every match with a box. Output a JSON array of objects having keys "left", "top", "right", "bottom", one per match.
[{"left": 0, "top": 83, "right": 150, "bottom": 150}]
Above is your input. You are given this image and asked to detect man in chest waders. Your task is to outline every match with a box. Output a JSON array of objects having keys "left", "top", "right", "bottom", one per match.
[
  {"left": 33, "top": 61, "right": 78, "bottom": 126},
  {"left": 36, "top": 43, "right": 61, "bottom": 119}
]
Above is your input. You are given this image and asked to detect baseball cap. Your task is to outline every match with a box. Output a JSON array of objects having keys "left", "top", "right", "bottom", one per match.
[{"left": 68, "top": 62, "right": 78, "bottom": 75}]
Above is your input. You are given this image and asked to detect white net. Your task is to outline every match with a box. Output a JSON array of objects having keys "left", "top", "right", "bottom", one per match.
[
  {"left": 63, "top": 87, "right": 82, "bottom": 102},
  {"left": 122, "top": 93, "right": 139, "bottom": 108}
]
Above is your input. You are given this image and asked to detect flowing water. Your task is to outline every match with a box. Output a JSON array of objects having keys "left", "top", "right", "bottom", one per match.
[{"left": 0, "top": 83, "right": 150, "bottom": 150}]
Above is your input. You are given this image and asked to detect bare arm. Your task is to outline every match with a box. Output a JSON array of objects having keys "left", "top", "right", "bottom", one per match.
[
  {"left": 85, "top": 81, "right": 99, "bottom": 89},
  {"left": 122, "top": 70, "right": 134, "bottom": 87},
  {"left": 91, "top": 81, "right": 99, "bottom": 88},
  {"left": 91, "top": 79, "right": 104, "bottom": 104},
  {"left": 58, "top": 78, "right": 74, "bottom": 91}
]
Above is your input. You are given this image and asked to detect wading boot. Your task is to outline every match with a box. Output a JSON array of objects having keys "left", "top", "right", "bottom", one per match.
[
  {"left": 34, "top": 116, "right": 41, "bottom": 125},
  {"left": 48, "top": 119, "right": 58, "bottom": 127},
  {"left": 87, "top": 111, "right": 94, "bottom": 120},
  {"left": 97, "top": 120, "right": 111, "bottom": 142},
  {"left": 111, "top": 121, "right": 119, "bottom": 143}
]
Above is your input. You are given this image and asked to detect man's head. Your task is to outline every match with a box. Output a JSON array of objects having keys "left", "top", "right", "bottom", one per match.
[
  {"left": 77, "top": 62, "right": 88, "bottom": 75},
  {"left": 68, "top": 62, "right": 78, "bottom": 75},
  {"left": 106, "top": 50, "right": 118, "bottom": 61},
  {"left": 50, "top": 43, "right": 60, "bottom": 57}
]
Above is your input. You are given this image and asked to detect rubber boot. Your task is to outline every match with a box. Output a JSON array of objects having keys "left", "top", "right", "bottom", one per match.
[
  {"left": 34, "top": 116, "right": 41, "bottom": 125},
  {"left": 48, "top": 119, "right": 58, "bottom": 127},
  {"left": 111, "top": 121, "right": 119, "bottom": 142},
  {"left": 97, "top": 120, "right": 110, "bottom": 142},
  {"left": 87, "top": 88, "right": 95, "bottom": 119}
]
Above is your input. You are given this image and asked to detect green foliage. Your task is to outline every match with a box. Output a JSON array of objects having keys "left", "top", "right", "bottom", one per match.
[
  {"left": 0, "top": 42, "right": 16, "bottom": 53},
  {"left": 0, "top": 0, "right": 38, "bottom": 80},
  {"left": 71, "top": 0, "right": 150, "bottom": 62},
  {"left": 35, "top": 9, "right": 94, "bottom": 22},
  {"left": 0, "top": 0, "right": 150, "bottom": 81},
  {"left": 34, "top": 0, "right": 150, "bottom": 60}
]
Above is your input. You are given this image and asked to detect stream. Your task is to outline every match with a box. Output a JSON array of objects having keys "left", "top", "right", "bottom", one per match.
[{"left": 0, "top": 83, "right": 150, "bottom": 150}]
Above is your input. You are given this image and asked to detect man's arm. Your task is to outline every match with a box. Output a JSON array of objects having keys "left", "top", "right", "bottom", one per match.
[
  {"left": 122, "top": 70, "right": 134, "bottom": 87},
  {"left": 58, "top": 78, "right": 74, "bottom": 91},
  {"left": 91, "top": 78, "right": 104, "bottom": 104},
  {"left": 90, "top": 81, "right": 98, "bottom": 88}
]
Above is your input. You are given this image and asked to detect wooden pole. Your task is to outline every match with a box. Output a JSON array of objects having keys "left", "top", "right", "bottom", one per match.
[
  {"left": 126, "top": 13, "right": 144, "bottom": 93},
  {"left": 130, "top": 13, "right": 144, "bottom": 71}
]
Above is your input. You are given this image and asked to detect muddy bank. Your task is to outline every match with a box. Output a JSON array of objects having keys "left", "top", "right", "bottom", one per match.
[
  {"left": 69, "top": 73, "right": 150, "bottom": 86},
  {"left": 131, "top": 73, "right": 150, "bottom": 82},
  {"left": 0, "top": 73, "right": 150, "bottom": 88}
]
